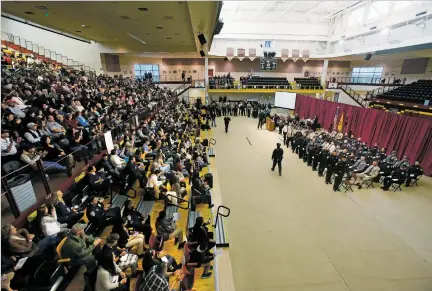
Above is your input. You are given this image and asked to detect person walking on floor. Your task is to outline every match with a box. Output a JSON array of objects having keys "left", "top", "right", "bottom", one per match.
[
  {"left": 224, "top": 116, "right": 231, "bottom": 133},
  {"left": 271, "top": 143, "right": 284, "bottom": 176}
]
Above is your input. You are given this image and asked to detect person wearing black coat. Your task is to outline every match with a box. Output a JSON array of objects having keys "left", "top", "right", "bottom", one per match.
[
  {"left": 333, "top": 156, "right": 348, "bottom": 192},
  {"left": 317, "top": 149, "right": 329, "bottom": 177},
  {"left": 86, "top": 197, "right": 122, "bottom": 232},
  {"left": 271, "top": 143, "right": 284, "bottom": 176},
  {"left": 191, "top": 217, "right": 215, "bottom": 250},
  {"left": 325, "top": 151, "right": 339, "bottom": 184},
  {"left": 99, "top": 153, "right": 121, "bottom": 180},
  {"left": 123, "top": 156, "right": 147, "bottom": 189},
  {"left": 122, "top": 199, "right": 152, "bottom": 244},
  {"left": 49, "top": 191, "right": 84, "bottom": 228}
]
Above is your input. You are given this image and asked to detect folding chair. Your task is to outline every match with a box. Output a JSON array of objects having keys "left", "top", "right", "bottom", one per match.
[
  {"left": 390, "top": 179, "right": 403, "bottom": 192},
  {"left": 364, "top": 179, "right": 375, "bottom": 189},
  {"left": 340, "top": 180, "right": 354, "bottom": 193},
  {"left": 409, "top": 174, "right": 422, "bottom": 187}
]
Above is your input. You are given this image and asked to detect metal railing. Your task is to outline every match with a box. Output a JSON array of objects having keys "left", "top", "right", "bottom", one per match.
[
  {"left": 339, "top": 84, "right": 369, "bottom": 107},
  {"left": 1, "top": 31, "right": 97, "bottom": 75},
  {"left": 213, "top": 205, "right": 231, "bottom": 229},
  {"left": 164, "top": 194, "right": 190, "bottom": 210},
  {"left": 327, "top": 76, "right": 414, "bottom": 85},
  {"left": 209, "top": 84, "right": 323, "bottom": 90}
]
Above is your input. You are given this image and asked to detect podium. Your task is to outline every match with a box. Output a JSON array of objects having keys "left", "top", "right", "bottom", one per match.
[{"left": 266, "top": 118, "right": 275, "bottom": 132}]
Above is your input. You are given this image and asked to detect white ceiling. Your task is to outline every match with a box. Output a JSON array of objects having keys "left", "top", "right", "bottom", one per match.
[{"left": 220, "top": 1, "right": 361, "bottom": 23}]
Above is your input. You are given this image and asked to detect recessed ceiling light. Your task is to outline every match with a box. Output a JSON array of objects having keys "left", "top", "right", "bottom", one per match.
[
  {"left": 156, "top": 26, "right": 163, "bottom": 29},
  {"left": 138, "top": 8, "right": 148, "bottom": 11},
  {"left": 24, "top": 11, "right": 34, "bottom": 15},
  {"left": 35, "top": 5, "right": 47, "bottom": 9},
  {"left": 82, "top": 24, "right": 86, "bottom": 27}
]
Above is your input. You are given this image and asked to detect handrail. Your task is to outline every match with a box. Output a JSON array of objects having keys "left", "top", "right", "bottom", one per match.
[
  {"left": 164, "top": 193, "right": 190, "bottom": 210},
  {"left": 209, "top": 84, "right": 323, "bottom": 90},
  {"left": 213, "top": 205, "right": 230, "bottom": 228}
]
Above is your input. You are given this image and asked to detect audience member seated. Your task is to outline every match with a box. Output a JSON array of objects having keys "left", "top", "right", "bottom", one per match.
[
  {"left": 141, "top": 248, "right": 182, "bottom": 276},
  {"left": 349, "top": 155, "right": 367, "bottom": 173},
  {"left": 122, "top": 199, "right": 152, "bottom": 244},
  {"left": 209, "top": 74, "right": 234, "bottom": 89},
  {"left": 155, "top": 211, "right": 185, "bottom": 249},
  {"left": 86, "top": 197, "right": 122, "bottom": 232},
  {"left": 1, "top": 130, "right": 20, "bottom": 165},
  {"left": 191, "top": 217, "right": 216, "bottom": 249},
  {"left": 48, "top": 190, "right": 84, "bottom": 228},
  {"left": 35, "top": 204, "right": 69, "bottom": 241},
  {"left": 192, "top": 173, "right": 214, "bottom": 208},
  {"left": 351, "top": 160, "right": 380, "bottom": 189},
  {"left": 61, "top": 223, "right": 102, "bottom": 273},
  {"left": 88, "top": 165, "right": 112, "bottom": 194},
  {"left": 187, "top": 242, "right": 214, "bottom": 279},
  {"left": 1, "top": 225, "right": 39, "bottom": 257},
  {"left": 381, "top": 165, "right": 408, "bottom": 191},
  {"left": 110, "top": 149, "right": 126, "bottom": 170},
  {"left": 20, "top": 144, "right": 67, "bottom": 172},
  {"left": 139, "top": 263, "right": 170, "bottom": 291},
  {"left": 123, "top": 156, "right": 147, "bottom": 190},
  {"left": 405, "top": 161, "right": 423, "bottom": 187},
  {"left": 95, "top": 233, "right": 139, "bottom": 278},
  {"left": 95, "top": 251, "right": 129, "bottom": 291},
  {"left": 111, "top": 217, "right": 145, "bottom": 257},
  {"left": 99, "top": 153, "right": 121, "bottom": 180}
]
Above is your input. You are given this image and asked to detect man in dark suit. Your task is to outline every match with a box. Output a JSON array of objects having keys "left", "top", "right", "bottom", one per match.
[
  {"left": 123, "top": 156, "right": 147, "bottom": 189},
  {"left": 223, "top": 116, "right": 231, "bottom": 133},
  {"left": 271, "top": 143, "right": 284, "bottom": 176}
]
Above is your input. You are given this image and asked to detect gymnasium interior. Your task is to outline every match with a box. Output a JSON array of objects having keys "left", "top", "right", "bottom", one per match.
[{"left": 1, "top": 1, "right": 432, "bottom": 291}]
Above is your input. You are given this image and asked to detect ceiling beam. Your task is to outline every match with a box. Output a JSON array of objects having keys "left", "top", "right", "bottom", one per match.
[
  {"left": 276, "top": 1, "right": 298, "bottom": 20},
  {"left": 304, "top": 1, "right": 323, "bottom": 15},
  {"left": 320, "top": 1, "right": 364, "bottom": 21}
]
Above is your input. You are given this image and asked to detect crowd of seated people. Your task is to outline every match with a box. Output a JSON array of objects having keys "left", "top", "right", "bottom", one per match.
[
  {"left": 1, "top": 50, "right": 219, "bottom": 290},
  {"left": 209, "top": 74, "right": 234, "bottom": 89},
  {"left": 278, "top": 115, "right": 424, "bottom": 192},
  {"left": 374, "top": 79, "right": 432, "bottom": 104}
]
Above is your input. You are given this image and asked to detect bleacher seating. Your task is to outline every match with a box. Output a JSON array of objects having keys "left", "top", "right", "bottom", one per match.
[
  {"left": 375, "top": 79, "right": 432, "bottom": 104},
  {"left": 243, "top": 76, "right": 291, "bottom": 89},
  {"left": 294, "top": 77, "right": 323, "bottom": 89}
]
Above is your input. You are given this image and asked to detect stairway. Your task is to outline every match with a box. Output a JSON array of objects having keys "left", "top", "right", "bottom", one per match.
[{"left": 339, "top": 84, "right": 368, "bottom": 107}]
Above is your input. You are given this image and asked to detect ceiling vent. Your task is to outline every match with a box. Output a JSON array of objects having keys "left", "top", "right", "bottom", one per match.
[
  {"left": 35, "top": 5, "right": 48, "bottom": 9},
  {"left": 370, "top": 26, "right": 377, "bottom": 30},
  {"left": 24, "top": 11, "right": 34, "bottom": 14},
  {"left": 138, "top": 8, "right": 148, "bottom": 11},
  {"left": 416, "top": 11, "right": 427, "bottom": 17},
  {"left": 156, "top": 26, "right": 163, "bottom": 29},
  {"left": 164, "top": 16, "right": 173, "bottom": 20},
  {"left": 120, "top": 16, "right": 130, "bottom": 20}
]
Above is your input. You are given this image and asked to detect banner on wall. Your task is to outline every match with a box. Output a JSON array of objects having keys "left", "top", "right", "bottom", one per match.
[
  {"left": 292, "top": 49, "right": 299, "bottom": 62},
  {"left": 248, "top": 48, "right": 256, "bottom": 61},
  {"left": 281, "top": 49, "right": 289, "bottom": 62},
  {"left": 226, "top": 47, "right": 234, "bottom": 61},
  {"left": 302, "top": 49, "right": 310, "bottom": 62},
  {"left": 237, "top": 48, "right": 245, "bottom": 61}
]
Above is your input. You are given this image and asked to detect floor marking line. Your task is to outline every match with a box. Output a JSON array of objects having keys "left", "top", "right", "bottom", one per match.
[{"left": 246, "top": 137, "right": 252, "bottom": 145}]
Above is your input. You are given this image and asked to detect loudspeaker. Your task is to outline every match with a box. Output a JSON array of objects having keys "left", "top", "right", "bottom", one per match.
[
  {"left": 214, "top": 19, "right": 224, "bottom": 35},
  {"left": 365, "top": 53, "right": 372, "bottom": 60},
  {"left": 224, "top": 57, "right": 228, "bottom": 61},
  {"left": 197, "top": 33, "right": 207, "bottom": 45},
  {"left": 199, "top": 50, "right": 205, "bottom": 57}
]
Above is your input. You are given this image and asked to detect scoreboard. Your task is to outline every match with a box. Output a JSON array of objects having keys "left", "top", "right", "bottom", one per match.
[{"left": 260, "top": 58, "right": 277, "bottom": 71}]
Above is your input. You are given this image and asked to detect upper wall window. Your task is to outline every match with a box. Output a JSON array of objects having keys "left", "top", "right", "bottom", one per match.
[
  {"left": 134, "top": 64, "right": 160, "bottom": 81},
  {"left": 351, "top": 67, "right": 383, "bottom": 83}
]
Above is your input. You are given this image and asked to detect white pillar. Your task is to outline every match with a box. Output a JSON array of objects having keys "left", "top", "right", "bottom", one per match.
[
  {"left": 205, "top": 57, "right": 209, "bottom": 104},
  {"left": 321, "top": 59, "right": 329, "bottom": 87}
]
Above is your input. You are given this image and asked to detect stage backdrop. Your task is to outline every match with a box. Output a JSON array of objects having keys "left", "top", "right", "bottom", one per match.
[{"left": 295, "top": 95, "right": 432, "bottom": 176}]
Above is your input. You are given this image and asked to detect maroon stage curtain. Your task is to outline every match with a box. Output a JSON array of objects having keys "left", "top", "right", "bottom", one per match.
[{"left": 295, "top": 95, "right": 432, "bottom": 176}]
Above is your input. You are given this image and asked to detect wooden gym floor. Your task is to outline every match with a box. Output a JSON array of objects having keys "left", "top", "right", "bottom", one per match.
[{"left": 212, "top": 116, "right": 432, "bottom": 291}]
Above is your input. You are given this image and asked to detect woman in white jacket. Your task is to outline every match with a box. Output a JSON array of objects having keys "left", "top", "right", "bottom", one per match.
[
  {"left": 95, "top": 254, "right": 128, "bottom": 291},
  {"left": 37, "top": 205, "right": 68, "bottom": 238}
]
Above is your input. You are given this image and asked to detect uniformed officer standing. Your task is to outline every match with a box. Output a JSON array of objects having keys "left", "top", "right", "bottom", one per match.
[
  {"left": 224, "top": 116, "right": 231, "bottom": 133},
  {"left": 325, "top": 150, "right": 339, "bottom": 184},
  {"left": 271, "top": 143, "right": 284, "bottom": 176},
  {"left": 333, "top": 155, "right": 348, "bottom": 191}
]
